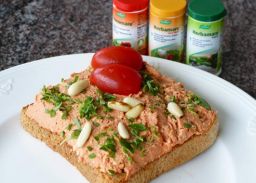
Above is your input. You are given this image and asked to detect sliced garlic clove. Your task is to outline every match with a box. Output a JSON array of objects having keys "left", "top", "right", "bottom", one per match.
[
  {"left": 123, "top": 97, "right": 142, "bottom": 107},
  {"left": 76, "top": 122, "right": 92, "bottom": 148},
  {"left": 68, "top": 79, "right": 89, "bottom": 96},
  {"left": 167, "top": 102, "right": 183, "bottom": 118},
  {"left": 118, "top": 122, "right": 130, "bottom": 139},
  {"left": 125, "top": 104, "right": 144, "bottom": 119},
  {"left": 107, "top": 101, "right": 131, "bottom": 112}
]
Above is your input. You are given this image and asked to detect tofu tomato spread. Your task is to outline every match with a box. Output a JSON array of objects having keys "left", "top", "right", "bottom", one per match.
[{"left": 25, "top": 46, "right": 217, "bottom": 178}]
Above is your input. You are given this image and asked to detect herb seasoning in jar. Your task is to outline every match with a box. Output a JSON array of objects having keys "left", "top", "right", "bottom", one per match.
[
  {"left": 186, "top": 0, "right": 227, "bottom": 75},
  {"left": 112, "top": 0, "right": 149, "bottom": 55},
  {"left": 149, "top": 0, "right": 186, "bottom": 62}
]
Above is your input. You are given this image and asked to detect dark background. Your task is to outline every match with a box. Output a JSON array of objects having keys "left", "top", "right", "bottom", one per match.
[{"left": 0, "top": 0, "right": 255, "bottom": 98}]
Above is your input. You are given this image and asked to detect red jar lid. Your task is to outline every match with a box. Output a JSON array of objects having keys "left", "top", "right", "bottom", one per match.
[{"left": 113, "top": 0, "right": 149, "bottom": 12}]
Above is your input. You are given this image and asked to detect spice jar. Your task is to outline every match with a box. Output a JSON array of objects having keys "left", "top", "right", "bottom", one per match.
[
  {"left": 149, "top": 0, "right": 186, "bottom": 61},
  {"left": 112, "top": 0, "right": 149, "bottom": 55},
  {"left": 186, "top": 0, "right": 227, "bottom": 75}
]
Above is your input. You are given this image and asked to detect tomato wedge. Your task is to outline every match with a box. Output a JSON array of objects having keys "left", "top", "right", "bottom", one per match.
[
  {"left": 91, "top": 46, "right": 144, "bottom": 70},
  {"left": 90, "top": 64, "right": 142, "bottom": 95}
]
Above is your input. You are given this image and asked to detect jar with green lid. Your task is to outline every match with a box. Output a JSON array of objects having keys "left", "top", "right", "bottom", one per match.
[{"left": 186, "top": 0, "right": 227, "bottom": 75}]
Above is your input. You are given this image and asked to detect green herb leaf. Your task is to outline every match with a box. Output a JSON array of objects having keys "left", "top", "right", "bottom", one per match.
[
  {"left": 108, "top": 169, "right": 116, "bottom": 176},
  {"left": 106, "top": 115, "right": 114, "bottom": 120},
  {"left": 61, "top": 111, "right": 68, "bottom": 119},
  {"left": 100, "top": 137, "right": 116, "bottom": 158},
  {"left": 127, "top": 117, "right": 135, "bottom": 123},
  {"left": 97, "top": 89, "right": 116, "bottom": 101},
  {"left": 92, "top": 121, "right": 100, "bottom": 127},
  {"left": 73, "top": 118, "right": 81, "bottom": 129},
  {"left": 132, "top": 137, "right": 144, "bottom": 149},
  {"left": 120, "top": 138, "right": 134, "bottom": 154},
  {"left": 141, "top": 72, "right": 160, "bottom": 96},
  {"left": 150, "top": 126, "right": 159, "bottom": 137},
  {"left": 128, "top": 124, "right": 147, "bottom": 136},
  {"left": 103, "top": 93, "right": 116, "bottom": 102},
  {"left": 191, "top": 95, "right": 211, "bottom": 110},
  {"left": 94, "top": 132, "right": 108, "bottom": 142},
  {"left": 184, "top": 122, "right": 192, "bottom": 129},
  {"left": 140, "top": 148, "right": 147, "bottom": 157},
  {"left": 79, "top": 97, "right": 98, "bottom": 120},
  {"left": 96, "top": 90, "right": 116, "bottom": 112},
  {"left": 87, "top": 146, "right": 93, "bottom": 151},
  {"left": 68, "top": 75, "right": 79, "bottom": 86},
  {"left": 113, "top": 131, "right": 118, "bottom": 137},
  {"left": 42, "top": 86, "right": 74, "bottom": 119},
  {"left": 170, "top": 96, "right": 176, "bottom": 103},
  {"left": 164, "top": 109, "right": 170, "bottom": 116},
  {"left": 70, "top": 129, "right": 82, "bottom": 139},
  {"left": 66, "top": 123, "right": 73, "bottom": 131},
  {"left": 45, "top": 109, "right": 57, "bottom": 117},
  {"left": 60, "top": 131, "right": 65, "bottom": 138},
  {"left": 119, "top": 124, "right": 147, "bottom": 154},
  {"left": 89, "top": 153, "right": 96, "bottom": 159}
]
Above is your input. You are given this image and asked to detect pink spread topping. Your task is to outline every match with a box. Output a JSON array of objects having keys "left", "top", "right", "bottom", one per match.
[{"left": 25, "top": 64, "right": 216, "bottom": 178}]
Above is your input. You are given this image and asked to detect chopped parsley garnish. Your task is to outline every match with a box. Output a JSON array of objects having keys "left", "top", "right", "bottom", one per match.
[
  {"left": 100, "top": 137, "right": 116, "bottom": 158},
  {"left": 132, "top": 137, "right": 144, "bottom": 149},
  {"left": 150, "top": 126, "right": 159, "bottom": 137},
  {"left": 184, "top": 122, "right": 192, "bottom": 129},
  {"left": 113, "top": 131, "right": 118, "bottom": 137},
  {"left": 70, "top": 129, "right": 82, "bottom": 139},
  {"left": 41, "top": 86, "right": 74, "bottom": 119},
  {"left": 73, "top": 118, "right": 81, "bottom": 129},
  {"left": 96, "top": 115, "right": 104, "bottom": 120},
  {"left": 67, "top": 75, "right": 79, "bottom": 86},
  {"left": 88, "top": 153, "right": 96, "bottom": 159},
  {"left": 94, "top": 132, "right": 108, "bottom": 142},
  {"left": 119, "top": 123, "right": 147, "bottom": 160},
  {"left": 170, "top": 96, "right": 177, "bottom": 103},
  {"left": 96, "top": 90, "right": 116, "bottom": 112},
  {"left": 141, "top": 71, "right": 160, "bottom": 96},
  {"left": 127, "top": 117, "right": 135, "bottom": 123},
  {"left": 87, "top": 146, "right": 93, "bottom": 151},
  {"left": 128, "top": 124, "right": 147, "bottom": 136},
  {"left": 100, "top": 91, "right": 116, "bottom": 101},
  {"left": 149, "top": 105, "right": 156, "bottom": 111},
  {"left": 191, "top": 95, "right": 211, "bottom": 110},
  {"left": 106, "top": 115, "right": 114, "bottom": 120},
  {"left": 60, "top": 131, "right": 65, "bottom": 137},
  {"left": 92, "top": 121, "right": 100, "bottom": 127},
  {"left": 79, "top": 96, "right": 98, "bottom": 120},
  {"left": 66, "top": 123, "right": 73, "bottom": 131},
  {"left": 45, "top": 108, "right": 57, "bottom": 117},
  {"left": 108, "top": 169, "right": 116, "bottom": 176},
  {"left": 164, "top": 109, "right": 170, "bottom": 116},
  {"left": 120, "top": 138, "right": 135, "bottom": 154},
  {"left": 140, "top": 148, "right": 147, "bottom": 157}
]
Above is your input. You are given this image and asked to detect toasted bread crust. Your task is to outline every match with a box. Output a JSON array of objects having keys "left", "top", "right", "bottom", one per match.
[{"left": 21, "top": 105, "right": 218, "bottom": 183}]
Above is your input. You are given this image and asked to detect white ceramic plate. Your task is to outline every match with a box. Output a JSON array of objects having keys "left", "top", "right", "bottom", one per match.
[{"left": 0, "top": 54, "right": 256, "bottom": 183}]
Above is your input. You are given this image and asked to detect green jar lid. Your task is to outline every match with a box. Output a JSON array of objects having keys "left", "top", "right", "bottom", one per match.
[{"left": 188, "top": 0, "right": 227, "bottom": 22}]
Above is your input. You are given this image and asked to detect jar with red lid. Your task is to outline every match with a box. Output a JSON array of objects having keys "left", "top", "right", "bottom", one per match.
[{"left": 112, "top": 0, "right": 149, "bottom": 55}]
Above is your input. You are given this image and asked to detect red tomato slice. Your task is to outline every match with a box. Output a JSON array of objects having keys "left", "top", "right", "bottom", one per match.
[
  {"left": 90, "top": 64, "right": 142, "bottom": 95},
  {"left": 91, "top": 46, "right": 144, "bottom": 70}
]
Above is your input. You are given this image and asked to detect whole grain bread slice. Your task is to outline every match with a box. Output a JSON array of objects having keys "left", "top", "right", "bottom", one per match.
[{"left": 21, "top": 105, "right": 219, "bottom": 183}]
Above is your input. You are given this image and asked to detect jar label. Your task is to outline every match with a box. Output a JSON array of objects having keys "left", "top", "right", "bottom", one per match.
[
  {"left": 186, "top": 17, "right": 224, "bottom": 74},
  {"left": 112, "top": 6, "right": 148, "bottom": 55},
  {"left": 149, "top": 14, "right": 185, "bottom": 61}
]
